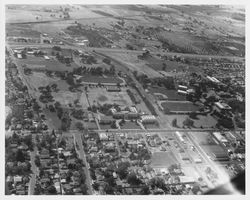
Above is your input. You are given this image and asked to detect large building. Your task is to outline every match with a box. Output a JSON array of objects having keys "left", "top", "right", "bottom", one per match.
[
  {"left": 141, "top": 115, "right": 157, "bottom": 124},
  {"left": 214, "top": 102, "right": 232, "bottom": 113}
]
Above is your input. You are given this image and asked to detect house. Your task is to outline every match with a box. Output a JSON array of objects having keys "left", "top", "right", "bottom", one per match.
[
  {"left": 6, "top": 176, "right": 14, "bottom": 183},
  {"left": 99, "top": 132, "right": 109, "bottom": 141},
  {"left": 14, "top": 176, "right": 23, "bottom": 184}
]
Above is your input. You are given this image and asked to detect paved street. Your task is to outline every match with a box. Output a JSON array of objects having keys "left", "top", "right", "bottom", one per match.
[{"left": 73, "top": 132, "right": 93, "bottom": 195}]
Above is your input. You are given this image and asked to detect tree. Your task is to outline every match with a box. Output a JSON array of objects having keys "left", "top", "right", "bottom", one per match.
[
  {"left": 172, "top": 118, "right": 177, "bottom": 127},
  {"left": 47, "top": 185, "right": 57, "bottom": 194},
  {"left": 103, "top": 58, "right": 111, "bottom": 65},
  {"left": 127, "top": 173, "right": 142, "bottom": 185},
  {"left": 140, "top": 186, "right": 151, "bottom": 195},
  {"left": 80, "top": 184, "right": 88, "bottom": 194},
  {"left": 183, "top": 117, "right": 194, "bottom": 128},
  {"left": 75, "top": 122, "right": 84, "bottom": 131},
  {"left": 35, "top": 155, "right": 41, "bottom": 167},
  {"left": 189, "top": 112, "right": 197, "bottom": 119},
  {"left": 16, "top": 149, "right": 25, "bottom": 162}
]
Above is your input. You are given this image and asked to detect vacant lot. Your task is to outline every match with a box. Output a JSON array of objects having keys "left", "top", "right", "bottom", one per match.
[
  {"left": 149, "top": 87, "right": 186, "bottom": 101},
  {"left": 150, "top": 151, "right": 179, "bottom": 168},
  {"left": 161, "top": 101, "right": 200, "bottom": 112}
]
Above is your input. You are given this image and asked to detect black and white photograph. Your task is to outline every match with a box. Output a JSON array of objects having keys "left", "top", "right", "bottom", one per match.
[{"left": 2, "top": 0, "right": 247, "bottom": 197}]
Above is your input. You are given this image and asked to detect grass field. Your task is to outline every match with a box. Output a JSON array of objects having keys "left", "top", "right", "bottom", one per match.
[
  {"left": 164, "top": 114, "right": 217, "bottom": 128},
  {"left": 53, "top": 91, "right": 81, "bottom": 107},
  {"left": 24, "top": 71, "right": 60, "bottom": 89},
  {"left": 161, "top": 101, "right": 200, "bottom": 112},
  {"left": 120, "top": 121, "right": 141, "bottom": 129},
  {"left": 149, "top": 87, "right": 186, "bottom": 101},
  {"left": 87, "top": 88, "right": 133, "bottom": 107},
  {"left": 81, "top": 75, "right": 124, "bottom": 84},
  {"left": 150, "top": 151, "right": 179, "bottom": 168},
  {"left": 17, "top": 55, "right": 79, "bottom": 72}
]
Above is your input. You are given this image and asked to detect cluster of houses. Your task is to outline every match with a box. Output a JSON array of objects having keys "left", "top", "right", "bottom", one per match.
[
  {"left": 35, "top": 135, "right": 87, "bottom": 195},
  {"left": 6, "top": 173, "right": 30, "bottom": 195}
]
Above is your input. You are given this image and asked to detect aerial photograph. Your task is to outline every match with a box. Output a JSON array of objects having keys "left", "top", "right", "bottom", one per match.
[{"left": 5, "top": 4, "right": 245, "bottom": 195}]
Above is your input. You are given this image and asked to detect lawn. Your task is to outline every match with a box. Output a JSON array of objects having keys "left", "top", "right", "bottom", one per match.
[
  {"left": 149, "top": 87, "right": 186, "bottom": 101},
  {"left": 161, "top": 101, "right": 200, "bottom": 113},
  {"left": 150, "top": 151, "right": 179, "bottom": 168}
]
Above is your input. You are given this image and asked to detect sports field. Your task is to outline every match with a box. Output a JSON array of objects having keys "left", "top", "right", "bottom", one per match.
[{"left": 161, "top": 101, "right": 200, "bottom": 113}]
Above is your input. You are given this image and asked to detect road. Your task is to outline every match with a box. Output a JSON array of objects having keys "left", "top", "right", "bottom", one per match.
[
  {"left": 8, "top": 42, "right": 244, "bottom": 61},
  {"left": 28, "top": 135, "right": 39, "bottom": 195},
  {"left": 73, "top": 132, "right": 93, "bottom": 195}
]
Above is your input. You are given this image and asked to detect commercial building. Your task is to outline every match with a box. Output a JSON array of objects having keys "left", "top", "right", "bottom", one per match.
[{"left": 141, "top": 115, "right": 157, "bottom": 124}]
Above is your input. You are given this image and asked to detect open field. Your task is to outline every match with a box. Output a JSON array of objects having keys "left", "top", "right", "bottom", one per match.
[
  {"left": 16, "top": 55, "right": 79, "bottom": 71},
  {"left": 52, "top": 91, "right": 81, "bottom": 107},
  {"left": 150, "top": 151, "right": 179, "bottom": 168},
  {"left": 86, "top": 88, "right": 133, "bottom": 107},
  {"left": 149, "top": 87, "right": 186, "bottom": 101},
  {"left": 188, "top": 131, "right": 216, "bottom": 145},
  {"left": 164, "top": 114, "right": 217, "bottom": 129},
  {"left": 161, "top": 101, "right": 200, "bottom": 112},
  {"left": 81, "top": 75, "right": 124, "bottom": 85},
  {"left": 24, "top": 71, "right": 60, "bottom": 88},
  {"left": 120, "top": 121, "right": 141, "bottom": 129}
]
